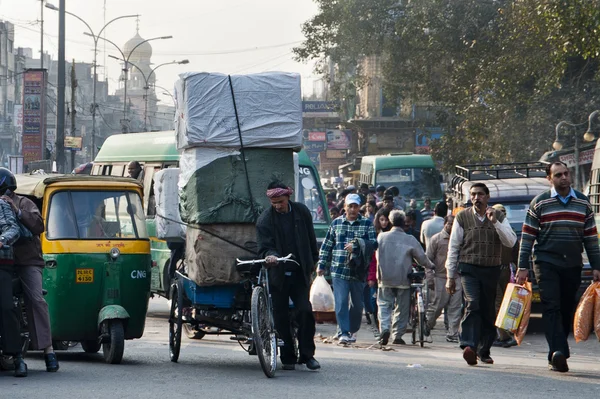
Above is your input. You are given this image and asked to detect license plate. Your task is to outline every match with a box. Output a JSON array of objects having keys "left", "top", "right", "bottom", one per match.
[
  {"left": 532, "top": 291, "right": 541, "bottom": 303},
  {"left": 76, "top": 268, "right": 94, "bottom": 284}
]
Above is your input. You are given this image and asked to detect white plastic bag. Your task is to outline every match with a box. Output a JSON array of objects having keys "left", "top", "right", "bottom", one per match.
[{"left": 310, "top": 276, "right": 335, "bottom": 312}]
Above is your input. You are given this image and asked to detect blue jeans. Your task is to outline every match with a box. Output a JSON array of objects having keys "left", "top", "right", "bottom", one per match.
[
  {"left": 332, "top": 277, "right": 364, "bottom": 336},
  {"left": 363, "top": 284, "right": 377, "bottom": 314}
]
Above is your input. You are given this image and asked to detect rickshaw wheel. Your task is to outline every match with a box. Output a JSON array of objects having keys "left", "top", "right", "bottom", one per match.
[
  {"left": 251, "top": 286, "right": 277, "bottom": 378},
  {"left": 102, "top": 320, "right": 125, "bottom": 364},
  {"left": 169, "top": 280, "right": 183, "bottom": 362},
  {"left": 81, "top": 340, "right": 101, "bottom": 354}
]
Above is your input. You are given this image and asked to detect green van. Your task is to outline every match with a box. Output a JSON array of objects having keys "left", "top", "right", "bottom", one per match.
[
  {"left": 93, "top": 131, "right": 330, "bottom": 298},
  {"left": 359, "top": 153, "right": 443, "bottom": 208}
]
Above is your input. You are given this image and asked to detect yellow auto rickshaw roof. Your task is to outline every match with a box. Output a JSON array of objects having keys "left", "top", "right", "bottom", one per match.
[{"left": 15, "top": 173, "right": 143, "bottom": 199}]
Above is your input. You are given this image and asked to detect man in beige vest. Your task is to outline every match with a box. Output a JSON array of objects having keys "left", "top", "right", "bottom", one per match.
[{"left": 445, "top": 183, "right": 516, "bottom": 366}]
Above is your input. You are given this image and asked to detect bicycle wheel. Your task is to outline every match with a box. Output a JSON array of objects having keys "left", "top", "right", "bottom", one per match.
[
  {"left": 411, "top": 292, "right": 418, "bottom": 345},
  {"left": 417, "top": 292, "right": 425, "bottom": 347},
  {"left": 251, "top": 286, "right": 277, "bottom": 378},
  {"left": 169, "top": 279, "right": 183, "bottom": 363}
]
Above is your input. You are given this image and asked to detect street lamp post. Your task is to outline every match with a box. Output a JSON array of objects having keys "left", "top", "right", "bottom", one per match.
[
  {"left": 109, "top": 57, "right": 187, "bottom": 131},
  {"left": 45, "top": 2, "right": 137, "bottom": 159},
  {"left": 107, "top": 36, "right": 173, "bottom": 133},
  {"left": 553, "top": 112, "right": 599, "bottom": 190}
]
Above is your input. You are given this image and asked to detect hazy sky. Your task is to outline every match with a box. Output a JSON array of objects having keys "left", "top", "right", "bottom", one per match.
[{"left": 1, "top": 0, "right": 320, "bottom": 97}]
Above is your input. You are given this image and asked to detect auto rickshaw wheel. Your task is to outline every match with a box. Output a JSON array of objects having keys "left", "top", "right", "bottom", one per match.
[
  {"left": 52, "top": 340, "right": 70, "bottom": 351},
  {"left": 81, "top": 340, "right": 101, "bottom": 354},
  {"left": 251, "top": 286, "right": 277, "bottom": 378},
  {"left": 102, "top": 320, "right": 125, "bottom": 364},
  {"left": 169, "top": 279, "right": 183, "bottom": 362}
]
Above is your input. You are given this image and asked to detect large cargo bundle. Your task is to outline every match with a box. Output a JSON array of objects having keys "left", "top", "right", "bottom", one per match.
[
  {"left": 185, "top": 224, "right": 256, "bottom": 287},
  {"left": 153, "top": 168, "right": 186, "bottom": 241},
  {"left": 179, "top": 147, "right": 295, "bottom": 225},
  {"left": 174, "top": 72, "right": 302, "bottom": 150}
]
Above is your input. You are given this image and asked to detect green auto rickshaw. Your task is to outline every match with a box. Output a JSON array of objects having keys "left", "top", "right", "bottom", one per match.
[{"left": 15, "top": 174, "right": 152, "bottom": 364}]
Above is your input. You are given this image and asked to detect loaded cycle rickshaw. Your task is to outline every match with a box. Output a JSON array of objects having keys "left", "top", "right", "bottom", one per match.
[{"left": 169, "top": 253, "right": 298, "bottom": 378}]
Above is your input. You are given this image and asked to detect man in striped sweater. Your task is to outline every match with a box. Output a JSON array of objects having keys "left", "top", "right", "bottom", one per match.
[{"left": 517, "top": 161, "right": 600, "bottom": 373}]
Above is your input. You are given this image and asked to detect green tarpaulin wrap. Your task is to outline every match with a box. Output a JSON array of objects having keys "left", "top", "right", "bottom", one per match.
[{"left": 180, "top": 148, "right": 295, "bottom": 224}]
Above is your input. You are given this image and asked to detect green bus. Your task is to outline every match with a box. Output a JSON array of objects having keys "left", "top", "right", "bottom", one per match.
[
  {"left": 93, "top": 131, "right": 330, "bottom": 297},
  {"left": 359, "top": 153, "right": 443, "bottom": 208}
]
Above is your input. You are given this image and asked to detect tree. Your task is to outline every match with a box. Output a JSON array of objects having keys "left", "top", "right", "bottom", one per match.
[{"left": 295, "top": 0, "right": 600, "bottom": 170}]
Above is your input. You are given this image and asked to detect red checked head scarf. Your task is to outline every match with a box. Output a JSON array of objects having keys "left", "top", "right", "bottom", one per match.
[{"left": 266, "top": 187, "right": 294, "bottom": 198}]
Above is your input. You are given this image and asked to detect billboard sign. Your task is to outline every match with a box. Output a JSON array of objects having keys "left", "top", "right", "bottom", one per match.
[
  {"left": 415, "top": 128, "right": 444, "bottom": 154},
  {"left": 302, "top": 101, "right": 339, "bottom": 117},
  {"left": 325, "top": 149, "right": 347, "bottom": 159},
  {"left": 303, "top": 141, "right": 327, "bottom": 152},
  {"left": 22, "top": 70, "right": 47, "bottom": 165},
  {"left": 305, "top": 151, "right": 320, "bottom": 166},
  {"left": 308, "top": 131, "right": 326, "bottom": 142},
  {"left": 64, "top": 136, "right": 83, "bottom": 150},
  {"left": 326, "top": 129, "right": 351, "bottom": 150},
  {"left": 560, "top": 148, "right": 594, "bottom": 167}
]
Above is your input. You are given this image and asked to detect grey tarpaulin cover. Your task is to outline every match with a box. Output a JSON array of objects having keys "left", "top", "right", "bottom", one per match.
[
  {"left": 179, "top": 147, "right": 295, "bottom": 224},
  {"left": 153, "top": 168, "right": 186, "bottom": 241},
  {"left": 174, "top": 72, "right": 302, "bottom": 150},
  {"left": 185, "top": 224, "right": 256, "bottom": 286}
]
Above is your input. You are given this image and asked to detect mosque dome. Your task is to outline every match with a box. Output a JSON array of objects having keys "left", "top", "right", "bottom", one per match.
[{"left": 123, "top": 31, "right": 152, "bottom": 60}]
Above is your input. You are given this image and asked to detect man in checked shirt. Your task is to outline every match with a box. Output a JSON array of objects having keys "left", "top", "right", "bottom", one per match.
[{"left": 317, "top": 194, "right": 377, "bottom": 344}]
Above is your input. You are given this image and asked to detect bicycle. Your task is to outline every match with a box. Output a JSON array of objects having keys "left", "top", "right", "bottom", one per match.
[
  {"left": 236, "top": 254, "right": 300, "bottom": 377},
  {"left": 408, "top": 266, "right": 427, "bottom": 347}
]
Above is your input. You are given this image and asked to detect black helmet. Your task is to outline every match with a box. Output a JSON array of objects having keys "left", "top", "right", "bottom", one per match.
[{"left": 0, "top": 167, "right": 17, "bottom": 194}]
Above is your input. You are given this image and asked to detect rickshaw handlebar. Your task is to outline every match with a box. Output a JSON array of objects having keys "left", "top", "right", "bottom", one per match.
[{"left": 235, "top": 253, "right": 300, "bottom": 266}]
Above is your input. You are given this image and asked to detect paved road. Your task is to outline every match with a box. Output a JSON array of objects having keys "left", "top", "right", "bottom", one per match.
[{"left": 2, "top": 297, "right": 600, "bottom": 398}]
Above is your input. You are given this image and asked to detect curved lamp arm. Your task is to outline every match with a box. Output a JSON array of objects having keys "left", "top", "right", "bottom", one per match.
[{"left": 584, "top": 110, "right": 600, "bottom": 142}]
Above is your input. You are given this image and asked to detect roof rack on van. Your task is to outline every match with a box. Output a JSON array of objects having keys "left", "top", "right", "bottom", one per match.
[
  {"left": 386, "top": 152, "right": 414, "bottom": 156},
  {"left": 454, "top": 162, "right": 548, "bottom": 181},
  {"left": 449, "top": 162, "right": 549, "bottom": 203}
]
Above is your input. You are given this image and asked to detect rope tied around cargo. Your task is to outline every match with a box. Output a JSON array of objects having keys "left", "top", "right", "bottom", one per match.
[
  {"left": 155, "top": 212, "right": 257, "bottom": 255},
  {"left": 228, "top": 75, "right": 260, "bottom": 222}
]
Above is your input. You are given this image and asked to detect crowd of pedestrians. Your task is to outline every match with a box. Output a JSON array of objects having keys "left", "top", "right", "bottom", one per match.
[{"left": 317, "top": 164, "right": 600, "bottom": 372}]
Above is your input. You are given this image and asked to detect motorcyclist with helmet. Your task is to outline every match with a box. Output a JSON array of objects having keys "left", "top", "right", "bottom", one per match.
[
  {"left": 0, "top": 168, "right": 59, "bottom": 373},
  {"left": 0, "top": 171, "right": 26, "bottom": 377}
]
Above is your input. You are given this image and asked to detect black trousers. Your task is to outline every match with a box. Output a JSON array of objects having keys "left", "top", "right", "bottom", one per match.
[
  {"left": 0, "top": 264, "right": 21, "bottom": 355},
  {"left": 533, "top": 261, "right": 581, "bottom": 362},
  {"left": 459, "top": 263, "right": 501, "bottom": 357},
  {"left": 271, "top": 276, "right": 316, "bottom": 365}
]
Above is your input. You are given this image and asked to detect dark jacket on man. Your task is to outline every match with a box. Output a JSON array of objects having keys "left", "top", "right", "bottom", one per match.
[
  {"left": 8, "top": 191, "right": 44, "bottom": 267},
  {"left": 256, "top": 201, "right": 319, "bottom": 290}
]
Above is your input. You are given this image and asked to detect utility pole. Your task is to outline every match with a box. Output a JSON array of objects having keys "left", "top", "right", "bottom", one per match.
[
  {"left": 56, "top": 0, "right": 66, "bottom": 171},
  {"left": 70, "top": 60, "right": 77, "bottom": 171}
]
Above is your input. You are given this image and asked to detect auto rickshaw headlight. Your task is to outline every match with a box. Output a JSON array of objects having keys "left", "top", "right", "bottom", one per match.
[{"left": 110, "top": 247, "right": 121, "bottom": 260}]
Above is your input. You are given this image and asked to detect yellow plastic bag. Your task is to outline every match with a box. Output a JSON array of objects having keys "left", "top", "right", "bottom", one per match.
[
  {"left": 515, "top": 282, "right": 532, "bottom": 346},
  {"left": 573, "top": 282, "right": 598, "bottom": 343},
  {"left": 495, "top": 283, "right": 532, "bottom": 333},
  {"left": 309, "top": 276, "right": 335, "bottom": 312}
]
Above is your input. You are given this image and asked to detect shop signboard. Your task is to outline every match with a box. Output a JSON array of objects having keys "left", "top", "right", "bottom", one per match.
[{"left": 22, "top": 70, "right": 47, "bottom": 165}]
